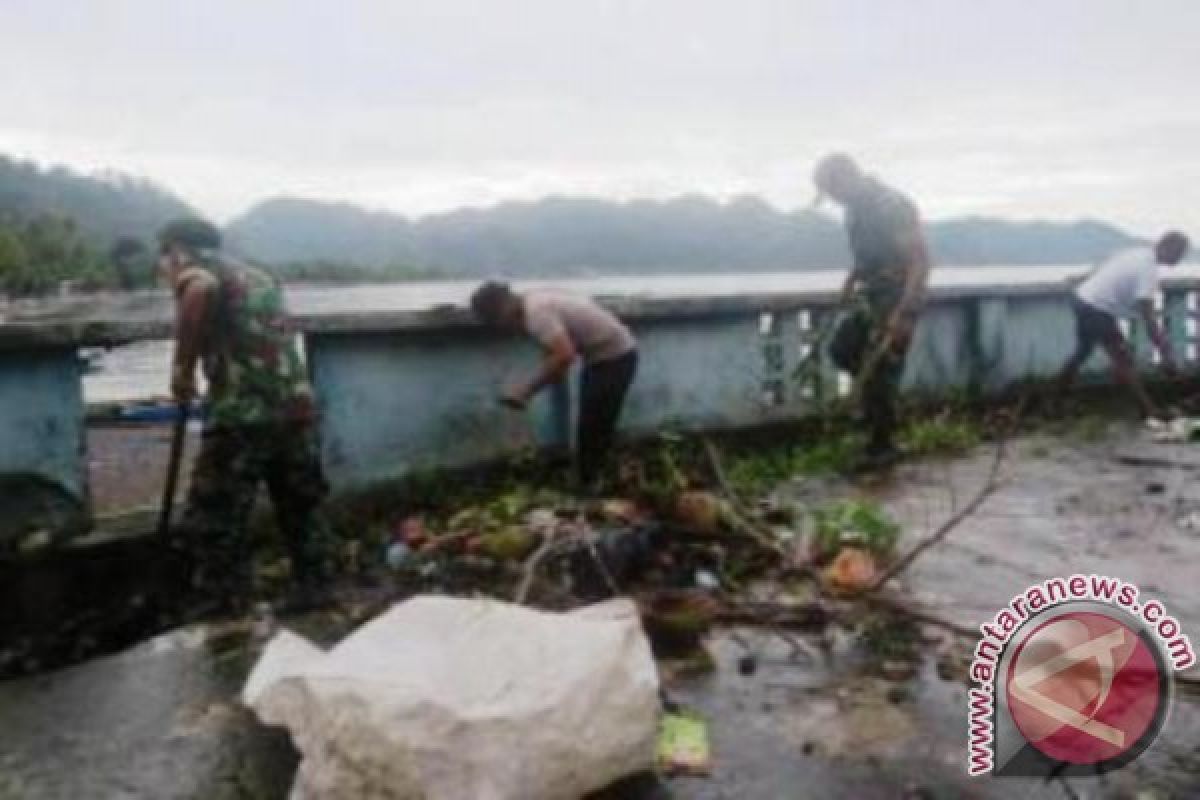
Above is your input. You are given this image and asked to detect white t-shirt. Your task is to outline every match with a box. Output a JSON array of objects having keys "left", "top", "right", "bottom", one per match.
[{"left": 1075, "top": 246, "right": 1160, "bottom": 318}]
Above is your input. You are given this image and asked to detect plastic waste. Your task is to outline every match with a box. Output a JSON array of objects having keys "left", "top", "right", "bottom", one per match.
[
  {"left": 656, "top": 711, "right": 711, "bottom": 775},
  {"left": 385, "top": 541, "right": 411, "bottom": 569},
  {"left": 569, "top": 524, "right": 663, "bottom": 602},
  {"left": 1147, "top": 416, "right": 1200, "bottom": 443}
]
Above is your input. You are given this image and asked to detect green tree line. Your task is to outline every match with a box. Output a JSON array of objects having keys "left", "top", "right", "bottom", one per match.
[{"left": 0, "top": 214, "right": 156, "bottom": 295}]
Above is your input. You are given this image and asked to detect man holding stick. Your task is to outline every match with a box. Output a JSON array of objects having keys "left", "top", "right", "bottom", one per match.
[
  {"left": 815, "top": 154, "right": 932, "bottom": 469},
  {"left": 159, "top": 217, "right": 335, "bottom": 615}
]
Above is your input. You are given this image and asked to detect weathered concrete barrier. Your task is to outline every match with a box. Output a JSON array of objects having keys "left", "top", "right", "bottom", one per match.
[{"left": 1, "top": 276, "right": 1197, "bottom": 530}]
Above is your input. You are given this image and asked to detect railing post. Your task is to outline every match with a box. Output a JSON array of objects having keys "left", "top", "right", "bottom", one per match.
[{"left": 1163, "top": 288, "right": 1190, "bottom": 367}]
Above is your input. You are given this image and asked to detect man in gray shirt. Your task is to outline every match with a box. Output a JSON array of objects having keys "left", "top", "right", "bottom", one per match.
[{"left": 471, "top": 281, "right": 639, "bottom": 487}]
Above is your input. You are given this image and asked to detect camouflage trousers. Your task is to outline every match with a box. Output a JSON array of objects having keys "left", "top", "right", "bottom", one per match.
[
  {"left": 854, "top": 292, "right": 903, "bottom": 447},
  {"left": 177, "top": 420, "right": 335, "bottom": 603}
]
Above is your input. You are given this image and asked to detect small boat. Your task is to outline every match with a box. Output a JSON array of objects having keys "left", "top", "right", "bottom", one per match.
[{"left": 117, "top": 401, "right": 206, "bottom": 423}]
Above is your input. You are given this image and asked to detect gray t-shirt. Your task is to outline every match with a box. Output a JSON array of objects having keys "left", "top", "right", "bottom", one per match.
[{"left": 523, "top": 290, "right": 636, "bottom": 364}]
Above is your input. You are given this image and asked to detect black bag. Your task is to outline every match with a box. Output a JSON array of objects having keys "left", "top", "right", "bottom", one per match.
[{"left": 828, "top": 309, "right": 871, "bottom": 375}]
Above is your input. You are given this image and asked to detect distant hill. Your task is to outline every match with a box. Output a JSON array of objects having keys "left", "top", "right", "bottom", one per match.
[
  {"left": 930, "top": 216, "right": 1139, "bottom": 266},
  {"left": 0, "top": 150, "right": 1149, "bottom": 293},
  {"left": 0, "top": 155, "right": 196, "bottom": 246},
  {"left": 226, "top": 194, "right": 1141, "bottom": 277}
]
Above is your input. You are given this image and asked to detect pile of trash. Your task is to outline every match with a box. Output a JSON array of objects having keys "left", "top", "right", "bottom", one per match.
[
  {"left": 377, "top": 482, "right": 899, "bottom": 613},
  {"left": 242, "top": 459, "right": 907, "bottom": 798}
]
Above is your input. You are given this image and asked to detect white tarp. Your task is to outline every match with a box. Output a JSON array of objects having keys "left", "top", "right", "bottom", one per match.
[{"left": 243, "top": 595, "right": 660, "bottom": 800}]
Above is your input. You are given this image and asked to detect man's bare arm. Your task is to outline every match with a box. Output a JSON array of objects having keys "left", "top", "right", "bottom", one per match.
[
  {"left": 839, "top": 267, "right": 860, "bottom": 306},
  {"left": 897, "top": 231, "right": 931, "bottom": 315},
  {"left": 505, "top": 333, "right": 577, "bottom": 408},
  {"left": 171, "top": 274, "right": 215, "bottom": 401},
  {"left": 882, "top": 227, "right": 931, "bottom": 351}
]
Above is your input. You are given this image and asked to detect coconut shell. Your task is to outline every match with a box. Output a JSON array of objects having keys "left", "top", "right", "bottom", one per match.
[
  {"left": 673, "top": 491, "right": 724, "bottom": 534},
  {"left": 477, "top": 528, "right": 537, "bottom": 561},
  {"left": 823, "top": 547, "right": 878, "bottom": 594}
]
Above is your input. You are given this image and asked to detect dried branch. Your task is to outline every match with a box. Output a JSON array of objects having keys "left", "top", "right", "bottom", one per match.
[
  {"left": 702, "top": 439, "right": 788, "bottom": 559},
  {"left": 513, "top": 533, "right": 559, "bottom": 604},
  {"left": 1115, "top": 454, "right": 1200, "bottom": 471},
  {"left": 865, "top": 592, "right": 980, "bottom": 639},
  {"left": 865, "top": 395, "right": 1028, "bottom": 593}
]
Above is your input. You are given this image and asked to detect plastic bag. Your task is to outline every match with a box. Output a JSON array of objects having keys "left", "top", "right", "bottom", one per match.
[{"left": 243, "top": 595, "right": 660, "bottom": 800}]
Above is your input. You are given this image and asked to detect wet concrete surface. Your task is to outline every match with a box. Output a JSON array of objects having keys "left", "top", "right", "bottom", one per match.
[
  {"left": 875, "top": 419, "right": 1200, "bottom": 633},
  {"left": 0, "top": 621, "right": 296, "bottom": 800},
  {"left": 5, "top": 420, "right": 1200, "bottom": 798},
  {"left": 87, "top": 424, "right": 200, "bottom": 513}
]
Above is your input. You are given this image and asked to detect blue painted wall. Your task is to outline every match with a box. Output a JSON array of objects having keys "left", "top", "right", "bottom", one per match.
[
  {"left": 4, "top": 282, "right": 1197, "bottom": 510},
  {"left": 310, "top": 287, "right": 1198, "bottom": 489},
  {"left": 0, "top": 349, "right": 86, "bottom": 499}
]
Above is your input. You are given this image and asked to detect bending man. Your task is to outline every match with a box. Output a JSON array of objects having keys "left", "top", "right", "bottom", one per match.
[
  {"left": 471, "top": 282, "right": 638, "bottom": 488},
  {"left": 1055, "top": 232, "right": 1189, "bottom": 417}
]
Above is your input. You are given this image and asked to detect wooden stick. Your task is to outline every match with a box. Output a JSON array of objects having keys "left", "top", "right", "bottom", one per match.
[
  {"left": 702, "top": 439, "right": 788, "bottom": 558},
  {"left": 866, "top": 593, "right": 980, "bottom": 639},
  {"left": 867, "top": 479, "right": 1005, "bottom": 592},
  {"left": 1115, "top": 454, "right": 1200, "bottom": 471},
  {"left": 156, "top": 403, "right": 189, "bottom": 537},
  {"left": 865, "top": 395, "right": 1026, "bottom": 593},
  {"left": 513, "top": 532, "right": 558, "bottom": 604}
]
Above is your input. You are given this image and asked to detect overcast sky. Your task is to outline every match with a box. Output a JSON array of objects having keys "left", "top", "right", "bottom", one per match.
[{"left": 1, "top": 0, "right": 1198, "bottom": 233}]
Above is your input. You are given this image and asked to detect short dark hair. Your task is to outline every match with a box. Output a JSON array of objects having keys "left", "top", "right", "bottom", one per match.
[
  {"left": 158, "top": 217, "right": 221, "bottom": 252},
  {"left": 813, "top": 152, "right": 860, "bottom": 191},
  {"left": 470, "top": 280, "right": 515, "bottom": 324},
  {"left": 1158, "top": 231, "right": 1189, "bottom": 253}
]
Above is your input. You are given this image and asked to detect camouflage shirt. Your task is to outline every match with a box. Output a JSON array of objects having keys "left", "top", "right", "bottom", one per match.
[
  {"left": 845, "top": 177, "right": 926, "bottom": 305},
  {"left": 181, "top": 257, "right": 315, "bottom": 429}
]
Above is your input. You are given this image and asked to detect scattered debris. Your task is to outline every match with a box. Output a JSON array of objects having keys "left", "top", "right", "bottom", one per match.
[
  {"left": 640, "top": 590, "right": 719, "bottom": 659},
  {"left": 1178, "top": 511, "right": 1200, "bottom": 532},
  {"left": 656, "top": 711, "right": 712, "bottom": 776},
  {"left": 672, "top": 490, "right": 726, "bottom": 534},
  {"left": 811, "top": 500, "right": 899, "bottom": 563},
  {"left": 1146, "top": 416, "right": 1200, "bottom": 443},
  {"left": 384, "top": 540, "right": 411, "bottom": 569},
  {"left": 823, "top": 547, "right": 879, "bottom": 594},
  {"left": 1116, "top": 453, "right": 1200, "bottom": 471}
]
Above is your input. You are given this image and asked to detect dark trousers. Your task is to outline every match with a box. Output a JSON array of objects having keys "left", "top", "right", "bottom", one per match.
[
  {"left": 1069, "top": 296, "right": 1123, "bottom": 358},
  {"left": 578, "top": 350, "right": 639, "bottom": 484},
  {"left": 178, "top": 420, "right": 334, "bottom": 602},
  {"left": 829, "top": 295, "right": 912, "bottom": 450}
]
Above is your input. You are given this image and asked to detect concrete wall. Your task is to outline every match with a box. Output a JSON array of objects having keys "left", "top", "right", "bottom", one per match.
[
  {"left": 0, "top": 348, "right": 86, "bottom": 497},
  {"left": 1, "top": 280, "right": 1198, "bottom": 510},
  {"left": 309, "top": 285, "right": 1198, "bottom": 489}
]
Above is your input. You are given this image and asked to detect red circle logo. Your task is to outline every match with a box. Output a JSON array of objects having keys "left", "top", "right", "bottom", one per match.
[{"left": 1005, "top": 611, "right": 1164, "bottom": 765}]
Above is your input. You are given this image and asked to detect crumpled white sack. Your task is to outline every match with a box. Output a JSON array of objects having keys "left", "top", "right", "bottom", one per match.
[{"left": 242, "top": 595, "right": 660, "bottom": 800}]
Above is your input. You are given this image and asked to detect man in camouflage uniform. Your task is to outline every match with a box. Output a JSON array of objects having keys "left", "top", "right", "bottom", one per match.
[
  {"left": 814, "top": 154, "right": 931, "bottom": 468},
  {"left": 159, "top": 217, "right": 335, "bottom": 613}
]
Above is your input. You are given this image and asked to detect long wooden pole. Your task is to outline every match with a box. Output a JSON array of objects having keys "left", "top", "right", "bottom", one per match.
[{"left": 157, "top": 403, "right": 189, "bottom": 536}]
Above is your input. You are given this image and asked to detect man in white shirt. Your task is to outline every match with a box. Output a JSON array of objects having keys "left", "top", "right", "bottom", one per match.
[
  {"left": 470, "top": 281, "right": 638, "bottom": 487},
  {"left": 1055, "top": 231, "right": 1189, "bottom": 417}
]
